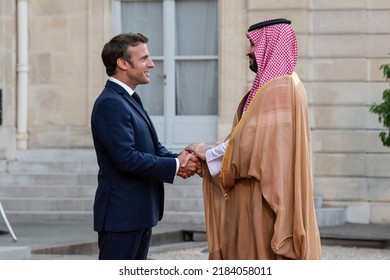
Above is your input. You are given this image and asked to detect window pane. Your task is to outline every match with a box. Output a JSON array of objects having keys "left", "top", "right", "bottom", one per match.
[
  {"left": 176, "top": 60, "right": 217, "bottom": 115},
  {"left": 121, "top": 1, "right": 163, "bottom": 56},
  {"left": 136, "top": 61, "right": 164, "bottom": 116},
  {"left": 121, "top": 1, "right": 164, "bottom": 115},
  {"left": 176, "top": 0, "right": 218, "bottom": 56}
]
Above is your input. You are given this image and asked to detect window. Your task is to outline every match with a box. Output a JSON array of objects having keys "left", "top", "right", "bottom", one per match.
[
  {"left": 115, "top": 0, "right": 218, "bottom": 146},
  {"left": 175, "top": 0, "right": 218, "bottom": 115}
]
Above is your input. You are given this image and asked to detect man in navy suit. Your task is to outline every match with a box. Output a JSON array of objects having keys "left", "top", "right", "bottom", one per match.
[{"left": 91, "top": 33, "right": 200, "bottom": 260}]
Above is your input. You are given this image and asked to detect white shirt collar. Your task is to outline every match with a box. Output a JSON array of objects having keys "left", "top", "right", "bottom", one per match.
[{"left": 108, "top": 77, "right": 135, "bottom": 96}]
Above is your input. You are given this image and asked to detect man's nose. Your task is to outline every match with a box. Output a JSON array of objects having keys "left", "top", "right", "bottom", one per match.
[{"left": 148, "top": 58, "right": 155, "bottom": 68}]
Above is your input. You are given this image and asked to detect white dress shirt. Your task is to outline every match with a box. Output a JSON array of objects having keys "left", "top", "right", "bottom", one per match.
[{"left": 205, "top": 140, "right": 229, "bottom": 176}]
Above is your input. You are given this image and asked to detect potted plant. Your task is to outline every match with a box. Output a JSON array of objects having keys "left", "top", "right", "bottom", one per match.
[{"left": 370, "top": 60, "right": 390, "bottom": 147}]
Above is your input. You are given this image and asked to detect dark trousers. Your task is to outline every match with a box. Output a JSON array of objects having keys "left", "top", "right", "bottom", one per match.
[{"left": 98, "top": 228, "right": 152, "bottom": 260}]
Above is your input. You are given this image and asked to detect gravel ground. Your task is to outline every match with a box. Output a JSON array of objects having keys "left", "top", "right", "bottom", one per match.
[
  {"left": 148, "top": 244, "right": 390, "bottom": 260},
  {"left": 321, "top": 245, "right": 390, "bottom": 260},
  {"left": 30, "top": 242, "right": 390, "bottom": 260}
]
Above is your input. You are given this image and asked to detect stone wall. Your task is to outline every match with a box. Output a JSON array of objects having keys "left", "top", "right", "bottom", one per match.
[
  {"left": 308, "top": 1, "right": 390, "bottom": 224},
  {"left": 24, "top": 0, "right": 111, "bottom": 148}
]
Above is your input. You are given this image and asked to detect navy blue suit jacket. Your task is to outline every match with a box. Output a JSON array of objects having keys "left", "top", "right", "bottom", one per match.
[{"left": 91, "top": 80, "right": 178, "bottom": 232}]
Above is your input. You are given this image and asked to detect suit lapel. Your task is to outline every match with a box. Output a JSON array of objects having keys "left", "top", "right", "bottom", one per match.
[
  {"left": 126, "top": 93, "right": 160, "bottom": 149},
  {"left": 105, "top": 81, "right": 160, "bottom": 150}
]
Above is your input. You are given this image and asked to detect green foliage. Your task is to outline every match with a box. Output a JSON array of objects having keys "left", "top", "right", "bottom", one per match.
[{"left": 370, "top": 61, "right": 390, "bottom": 147}]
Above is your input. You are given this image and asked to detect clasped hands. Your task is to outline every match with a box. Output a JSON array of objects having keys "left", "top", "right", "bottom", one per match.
[{"left": 177, "top": 143, "right": 211, "bottom": 179}]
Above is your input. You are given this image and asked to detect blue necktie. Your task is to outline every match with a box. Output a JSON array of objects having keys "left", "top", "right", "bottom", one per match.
[{"left": 132, "top": 92, "right": 144, "bottom": 109}]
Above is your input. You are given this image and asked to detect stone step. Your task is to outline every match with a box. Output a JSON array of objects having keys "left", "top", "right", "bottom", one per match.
[
  {"left": 7, "top": 160, "right": 98, "bottom": 174},
  {"left": 0, "top": 160, "right": 6, "bottom": 172},
  {"left": 1, "top": 197, "right": 93, "bottom": 211},
  {"left": 12, "top": 149, "right": 97, "bottom": 162},
  {"left": 0, "top": 185, "right": 96, "bottom": 198},
  {"left": 4, "top": 210, "right": 206, "bottom": 224},
  {"left": 1, "top": 196, "right": 202, "bottom": 212},
  {"left": 4, "top": 207, "right": 345, "bottom": 227},
  {"left": 173, "top": 176, "right": 203, "bottom": 186},
  {"left": 0, "top": 173, "right": 200, "bottom": 187},
  {"left": 0, "top": 173, "right": 97, "bottom": 186},
  {"left": 165, "top": 185, "right": 203, "bottom": 199},
  {"left": 314, "top": 196, "right": 323, "bottom": 208},
  {"left": 316, "top": 207, "right": 347, "bottom": 227},
  {"left": 3, "top": 210, "right": 93, "bottom": 222},
  {"left": 0, "top": 148, "right": 5, "bottom": 159},
  {"left": 0, "top": 149, "right": 345, "bottom": 226},
  {"left": 0, "top": 247, "right": 31, "bottom": 260},
  {"left": 165, "top": 198, "right": 204, "bottom": 212},
  {"left": 163, "top": 211, "right": 205, "bottom": 226},
  {"left": 2, "top": 200, "right": 344, "bottom": 226},
  {"left": 0, "top": 184, "right": 198, "bottom": 197}
]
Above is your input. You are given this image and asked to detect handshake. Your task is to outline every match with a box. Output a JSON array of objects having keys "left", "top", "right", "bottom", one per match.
[{"left": 176, "top": 143, "right": 211, "bottom": 179}]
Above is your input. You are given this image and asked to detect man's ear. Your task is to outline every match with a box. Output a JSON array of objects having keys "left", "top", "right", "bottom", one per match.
[{"left": 116, "top": 58, "right": 129, "bottom": 71}]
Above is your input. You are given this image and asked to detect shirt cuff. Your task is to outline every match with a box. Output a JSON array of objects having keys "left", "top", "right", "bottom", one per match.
[
  {"left": 175, "top": 158, "right": 180, "bottom": 175},
  {"left": 205, "top": 140, "right": 228, "bottom": 177}
]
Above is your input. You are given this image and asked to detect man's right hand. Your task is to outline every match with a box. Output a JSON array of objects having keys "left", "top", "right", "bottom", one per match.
[{"left": 177, "top": 151, "right": 201, "bottom": 179}]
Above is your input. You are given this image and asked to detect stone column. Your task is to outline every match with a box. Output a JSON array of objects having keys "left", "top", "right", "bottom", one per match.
[{"left": 218, "top": 0, "right": 248, "bottom": 140}]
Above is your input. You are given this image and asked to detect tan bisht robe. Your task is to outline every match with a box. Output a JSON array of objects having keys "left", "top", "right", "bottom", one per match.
[{"left": 202, "top": 73, "right": 322, "bottom": 260}]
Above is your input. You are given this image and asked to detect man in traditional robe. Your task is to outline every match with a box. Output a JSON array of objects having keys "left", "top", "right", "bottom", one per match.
[{"left": 186, "top": 18, "right": 322, "bottom": 260}]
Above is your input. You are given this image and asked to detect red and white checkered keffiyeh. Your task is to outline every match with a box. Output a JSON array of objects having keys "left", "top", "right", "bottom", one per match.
[{"left": 243, "top": 19, "right": 298, "bottom": 112}]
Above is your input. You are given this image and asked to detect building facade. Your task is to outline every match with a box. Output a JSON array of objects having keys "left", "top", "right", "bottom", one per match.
[{"left": 0, "top": 0, "right": 389, "bottom": 224}]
